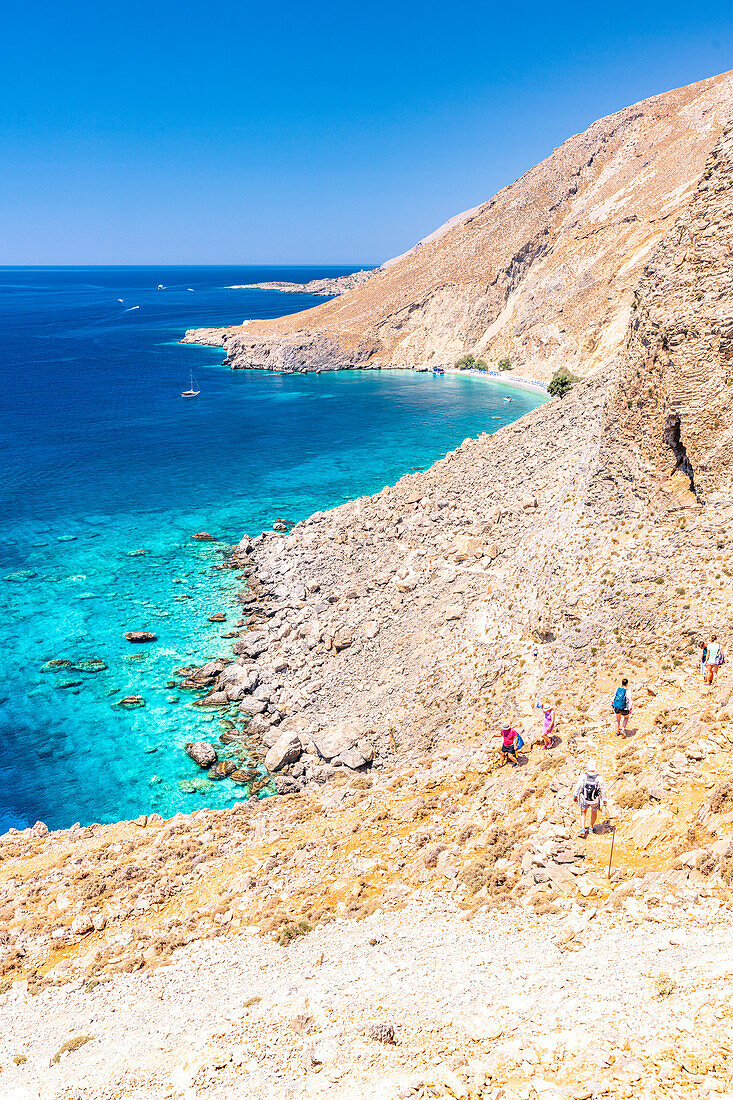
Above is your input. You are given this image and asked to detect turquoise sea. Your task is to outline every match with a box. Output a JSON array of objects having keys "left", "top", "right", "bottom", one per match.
[{"left": 0, "top": 266, "right": 546, "bottom": 831}]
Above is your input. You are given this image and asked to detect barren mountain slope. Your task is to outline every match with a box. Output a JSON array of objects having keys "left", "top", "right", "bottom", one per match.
[{"left": 184, "top": 70, "right": 733, "bottom": 380}]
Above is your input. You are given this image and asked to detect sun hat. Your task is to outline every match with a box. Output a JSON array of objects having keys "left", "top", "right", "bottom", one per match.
[
  {"left": 586, "top": 759, "right": 597, "bottom": 773},
  {"left": 500, "top": 720, "right": 512, "bottom": 731}
]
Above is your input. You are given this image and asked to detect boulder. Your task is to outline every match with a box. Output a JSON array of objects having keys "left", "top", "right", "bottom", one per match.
[
  {"left": 239, "top": 697, "right": 267, "bottom": 715},
  {"left": 116, "top": 695, "right": 145, "bottom": 709},
  {"left": 124, "top": 631, "right": 157, "bottom": 643},
  {"left": 333, "top": 629, "right": 354, "bottom": 651},
  {"left": 265, "top": 732, "right": 303, "bottom": 772},
  {"left": 71, "top": 913, "right": 94, "bottom": 936},
  {"left": 233, "top": 636, "right": 267, "bottom": 659},
  {"left": 185, "top": 741, "right": 218, "bottom": 768},
  {"left": 195, "top": 691, "right": 229, "bottom": 707},
  {"left": 451, "top": 535, "right": 484, "bottom": 561},
  {"left": 334, "top": 739, "right": 374, "bottom": 769},
  {"left": 272, "top": 775, "right": 303, "bottom": 794},
  {"left": 208, "top": 613, "right": 227, "bottom": 623},
  {"left": 312, "top": 721, "right": 373, "bottom": 762},
  {"left": 191, "top": 532, "right": 215, "bottom": 540}
]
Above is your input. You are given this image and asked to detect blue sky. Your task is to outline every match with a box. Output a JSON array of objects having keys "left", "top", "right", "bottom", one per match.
[{"left": 2, "top": 0, "right": 733, "bottom": 264}]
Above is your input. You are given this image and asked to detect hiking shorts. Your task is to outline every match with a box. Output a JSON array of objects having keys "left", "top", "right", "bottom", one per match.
[
  {"left": 579, "top": 796, "right": 601, "bottom": 811},
  {"left": 613, "top": 707, "right": 629, "bottom": 716},
  {"left": 500, "top": 744, "right": 516, "bottom": 755}
]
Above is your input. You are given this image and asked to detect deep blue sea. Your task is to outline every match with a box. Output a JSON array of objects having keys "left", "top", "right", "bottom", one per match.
[{"left": 0, "top": 266, "right": 545, "bottom": 832}]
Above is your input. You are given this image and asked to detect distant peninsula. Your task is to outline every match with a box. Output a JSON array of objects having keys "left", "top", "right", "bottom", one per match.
[{"left": 226, "top": 267, "right": 376, "bottom": 297}]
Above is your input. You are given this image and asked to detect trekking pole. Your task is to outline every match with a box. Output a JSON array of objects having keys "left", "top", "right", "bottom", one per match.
[{"left": 607, "top": 819, "right": 616, "bottom": 880}]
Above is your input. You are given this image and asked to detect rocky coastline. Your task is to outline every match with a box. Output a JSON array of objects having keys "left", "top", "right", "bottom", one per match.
[{"left": 226, "top": 268, "right": 376, "bottom": 297}]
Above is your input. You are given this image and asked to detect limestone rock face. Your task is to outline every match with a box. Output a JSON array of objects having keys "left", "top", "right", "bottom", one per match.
[
  {"left": 600, "top": 121, "right": 733, "bottom": 505},
  {"left": 184, "top": 71, "right": 733, "bottom": 382}
]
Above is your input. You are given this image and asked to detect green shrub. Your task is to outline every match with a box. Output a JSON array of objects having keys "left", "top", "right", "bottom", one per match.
[
  {"left": 547, "top": 366, "right": 580, "bottom": 398},
  {"left": 454, "top": 354, "right": 489, "bottom": 371},
  {"left": 497, "top": 357, "right": 511, "bottom": 371}
]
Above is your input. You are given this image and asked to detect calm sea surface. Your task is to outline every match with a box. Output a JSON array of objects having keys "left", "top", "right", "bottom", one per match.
[{"left": 0, "top": 266, "right": 545, "bottom": 830}]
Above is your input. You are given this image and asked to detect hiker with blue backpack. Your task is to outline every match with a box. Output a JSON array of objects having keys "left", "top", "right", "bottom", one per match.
[
  {"left": 573, "top": 760, "right": 608, "bottom": 837},
  {"left": 612, "top": 678, "right": 632, "bottom": 736}
]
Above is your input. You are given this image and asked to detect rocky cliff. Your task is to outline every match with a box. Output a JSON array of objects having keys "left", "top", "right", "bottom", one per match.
[{"left": 184, "top": 70, "right": 733, "bottom": 381}]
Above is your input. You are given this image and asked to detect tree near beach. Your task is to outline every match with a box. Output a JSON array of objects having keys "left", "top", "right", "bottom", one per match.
[
  {"left": 548, "top": 366, "right": 580, "bottom": 398},
  {"left": 454, "top": 354, "right": 489, "bottom": 371},
  {"left": 497, "top": 357, "right": 512, "bottom": 371}
]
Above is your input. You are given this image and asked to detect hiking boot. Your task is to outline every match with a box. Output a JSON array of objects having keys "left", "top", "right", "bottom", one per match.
[{"left": 579, "top": 828, "right": 589, "bottom": 838}]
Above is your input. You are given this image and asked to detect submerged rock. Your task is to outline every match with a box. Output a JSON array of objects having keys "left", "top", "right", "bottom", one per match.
[
  {"left": 116, "top": 695, "right": 146, "bottom": 709},
  {"left": 185, "top": 741, "right": 218, "bottom": 767},
  {"left": 41, "top": 659, "right": 73, "bottom": 673},
  {"left": 230, "top": 768, "right": 256, "bottom": 785},
  {"left": 208, "top": 613, "right": 226, "bottom": 622},
  {"left": 5, "top": 570, "right": 38, "bottom": 582},
  {"left": 73, "top": 659, "right": 108, "bottom": 673},
  {"left": 191, "top": 776, "right": 215, "bottom": 792},
  {"left": 124, "top": 631, "right": 157, "bottom": 643},
  {"left": 191, "top": 532, "right": 215, "bottom": 541},
  {"left": 208, "top": 760, "right": 237, "bottom": 780}
]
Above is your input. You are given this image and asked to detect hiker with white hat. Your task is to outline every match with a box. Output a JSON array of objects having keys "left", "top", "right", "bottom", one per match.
[{"left": 573, "top": 759, "right": 607, "bottom": 837}]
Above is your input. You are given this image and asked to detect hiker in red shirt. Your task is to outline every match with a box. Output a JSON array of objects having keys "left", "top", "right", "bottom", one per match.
[{"left": 498, "top": 721, "right": 522, "bottom": 767}]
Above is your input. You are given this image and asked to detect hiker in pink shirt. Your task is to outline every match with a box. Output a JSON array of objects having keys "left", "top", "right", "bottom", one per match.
[{"left": 498, "top": 721, "right": 522, "bottom": 767}]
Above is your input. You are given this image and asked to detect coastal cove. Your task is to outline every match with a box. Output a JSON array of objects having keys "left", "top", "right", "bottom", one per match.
[{"left": 0, "top": 266, "right": 546, "bottom": 832}]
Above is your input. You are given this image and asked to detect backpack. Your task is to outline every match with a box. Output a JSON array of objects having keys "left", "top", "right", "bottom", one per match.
[
  {"left": 613, "top": 687, "right": 627, "bottom": 711},
  {"left": 583, "top": 776, "right": 601, "bottom": 801},
  {"left": 717, "top": 650, "right": 725, "bottom": 667}
]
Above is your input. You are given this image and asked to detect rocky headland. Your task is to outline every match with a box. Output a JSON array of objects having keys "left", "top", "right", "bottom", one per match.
[
  {"left": 226, "top": 268, "right": 376, "bottom": 297},
  {"left": 5, "top": 72, "right": 733, "bottom": 1099}
]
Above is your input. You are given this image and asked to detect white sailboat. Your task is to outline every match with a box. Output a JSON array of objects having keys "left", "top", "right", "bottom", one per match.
[{"left": 181, "top": 371, "right": 200, "bottom": 399}]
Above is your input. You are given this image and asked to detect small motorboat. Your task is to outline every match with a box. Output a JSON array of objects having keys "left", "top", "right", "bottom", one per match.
[
  {"left": 157, "top": 284, "right": 166, "bottom": 290},
  {"left": 504, "top": 396, "right": 512, "bottom": 402},
  {"left": 181, "top": 371, "right": 200, "bottom": 398},
  {"left": 432, "top": 368, "right": 444, "bottom": 375}
]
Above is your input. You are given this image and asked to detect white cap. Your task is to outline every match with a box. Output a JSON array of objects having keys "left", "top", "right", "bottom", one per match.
[{"left": 586, "top": 759, "right": 597, "bottom": 773}]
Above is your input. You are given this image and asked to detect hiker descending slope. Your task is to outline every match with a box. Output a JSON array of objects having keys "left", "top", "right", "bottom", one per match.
[
  {"left": 612, "top": 678, "right": 632, "bottom": 735},
  {"left": 705, "top": 635, "right": 725, "bottom": 685},
  {"left": 498, "top": 721, "right": 523, "bottom": 767},
  {"left": 573, "top": 759, "right": 608, "bottom": 837}
]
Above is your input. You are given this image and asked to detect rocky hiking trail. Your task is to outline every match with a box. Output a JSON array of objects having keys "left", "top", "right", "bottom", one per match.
[{"left": 4, "top": 895, "right": 733, "bottom": 1099}]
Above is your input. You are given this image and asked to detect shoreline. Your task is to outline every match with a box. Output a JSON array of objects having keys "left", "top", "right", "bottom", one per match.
[{"left": 448, "top": 367, "right": 549, "bottom": 394}]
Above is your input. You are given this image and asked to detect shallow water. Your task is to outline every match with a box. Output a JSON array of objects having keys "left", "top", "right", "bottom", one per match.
[{"left": 0, "top": 266, "right": 546, "bottom": 831}]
